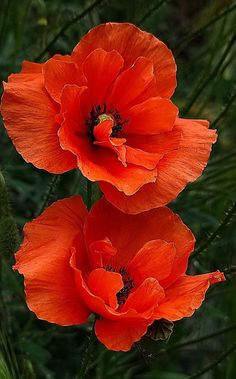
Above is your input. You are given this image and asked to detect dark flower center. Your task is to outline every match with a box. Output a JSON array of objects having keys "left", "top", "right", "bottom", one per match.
[
  {"left": 105, "top": 265, "right": 134, "bottom": 305},
  {"left": 85, "top": 104, "right": 128, "bottom": 141}
]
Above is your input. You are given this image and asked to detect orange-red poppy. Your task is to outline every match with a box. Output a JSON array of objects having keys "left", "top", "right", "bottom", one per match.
[
  {"left": 1, "top": 23, "right": 216, "bottom": 213},
  {"left": 14, "top": 196, "right": 225, "bottom": 351}
]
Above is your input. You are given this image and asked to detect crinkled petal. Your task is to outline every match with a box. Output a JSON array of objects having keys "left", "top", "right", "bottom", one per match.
[
  {"left": 1, "top": 69, "right": 76, "bottom": 173},
  {"left": 59, "top": 118, "right": 157, "bottom": 195},
  {"left": 121, "top": 278, "right": 165, "bottom": 314},
  {"left": 127, "top": 240, "right": 176, "bottom": 286},
  {"left": 72, "top": 22, "right": 176, "bottom": 98},
  {"left": 82, "top": 48, "right": 124, "bottom": 105},
  {"left": 70, "top": 257, "right": 138, "bottom": 320},
  {"left": 43, "top": 58, "right": 86, "bottom": 103},
  {"left": 106, "top": 57, "right": 156, "bottom": 111},
  {"left": 59, "top": 84, "right": 87, "bottom": 133},
  {"left": 124, "top": 97, "right": 178, "bottom": 135},
  {"left": 95, "top": 317, "right": 152, "bottom": 351},
  {"left": 13, "top": 196, "right": 90, "bottom": 325},
  {"left": 84, "top": 197, "right": 194, "bottom": 281},
  {"left": 100, "top": 118, "right": 217, "bottom": 213},
  {"left": 88, "top": 268, "right": 123, "bottom": 309},
  {"left": 154, "top": 271, "right": 225, "bottom": 321},
  {"left": 89, "top": 238, "right": 117, "bottom": 269},
  {"left": 125, "top": 146, "right": 162, "bottom": 170},
  {"left": 93, "top": 120, "right": 127, "bottom": 166}
]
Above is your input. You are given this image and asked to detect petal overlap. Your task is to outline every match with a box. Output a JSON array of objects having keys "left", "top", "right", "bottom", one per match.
[
  {"left": 0, "top": 23, "right": 215, "bottom": 211},
  {"left": 14, "top": 196, "right": 225, "bottom": 351}
]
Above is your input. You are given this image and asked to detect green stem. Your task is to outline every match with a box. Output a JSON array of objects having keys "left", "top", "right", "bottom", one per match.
[
  {"left": 211, "top": 90, "right": 236, "bottom": 130},
  {"left": 173, "top": 3, "right": 236, "bottom": 55},
  {"left": 77, "top": 317, "right": 97, "bottom": 379},
  {"left": 137, "top": 0, "right": 167, "bottom": 26},
  {"left": 189, "top": 342, "right": 236, "bottom": 378},
  {"left": 36, "top": 174, "right": 60, "bottom": 216},
  {"left": 158, "top": 323, "right": 236, "bottom": 356},
  {"left": 191, "top": 202, "right": 236, "bottom": 260},
  {"left": 87, "top": 180, "right": 92, "bottom": 210},
  {"left": 181, "top": 31, "right": 236, "bottom": 116},
  {"left": 35, "top": 0, "right": 104, "bottom": 61}
]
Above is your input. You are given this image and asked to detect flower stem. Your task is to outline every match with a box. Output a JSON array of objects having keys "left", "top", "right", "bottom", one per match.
[
  {"left": 189, "top": 341, "right": 236, "bottom": 378},
  {"left": 158, "top": 323, "right": 236, "bottom": 356},
  {"left": 87, "top": 180, "right": 92, "bottom": 210},
  {"left": 174, "top": 3, "right": 236, "bottom": 55},
  {"left": 78, "top": 317, "right": 97, "bottom": 379},
  {"left": 191, "top": 202, "right": 236, "bottom": 260},
  {"left": 36, "top": 174, "right": 61, "bottom": 216},
  {"left": 35, "top": 0, "right": 105, "bottom": 61}
]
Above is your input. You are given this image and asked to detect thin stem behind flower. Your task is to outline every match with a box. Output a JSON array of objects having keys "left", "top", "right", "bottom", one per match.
[
  {"left": 77, "top": 316, "right": 97, "bottom": 379},
  {"left": 189, "top": 342, "right": 236, "bottom": 378},
  {"left": 191, "top": 202, "right": 236, "bottom": 260},
  {"left": 35, "top": 0, "right": 105, "bottom": 62}
]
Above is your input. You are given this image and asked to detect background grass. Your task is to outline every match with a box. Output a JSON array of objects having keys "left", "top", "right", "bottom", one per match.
[{"left": 0, "top": 0, "right": 236, "bottom": 378}]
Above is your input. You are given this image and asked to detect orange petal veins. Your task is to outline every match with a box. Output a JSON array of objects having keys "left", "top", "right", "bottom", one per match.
[
  {"left": 95, "top": 318, "right": 152, "bottom": 352},
  {"left": 100, "top": 118, "right": 217, "bottom": 213},
  {"left": 1, "top": 68, "right": 76, "bottom": 173},
  {"left": 88, "top": 238, "right": 117, "bottom": 269},
  {"left": 72, "top": 22, "right": 176, "bottom": 98},
  {"left": 125, "top": 146, "right": 162, "bottom": 170},
  {"left": 121, "top": 278, "right": 165, "bottom": 314},
  {"left": 60, "top": 126, "right": 157, "bottom": 194},
  {"left": 124, "top": 97, "right": 178, "bottom": 135},
  {"left": 154, "top": 271, "right": 225, "bottom": 321},
  {"left": 43, "top": 58, "right": 85, "bottom": 103},
  {"left": 84, "top": 198, "right": 195, "bottom": 276},
  {"left": 82, "top": 48, "right": 124, "bottom": 105},
  {"left": 70, "top": 261, "right": 137, "bottom": 320},
  {"left": 21, "top": 60, "right": 42, "bottom": 74},
  {"left": 106, "top": 57, "right": 156, "bottom": 112},
  {"left": 14, "top": 196, "right": 90, "bottom": 325},
  {"left": 88, "top": 268, "right": 123, "bottom": 309},
  {"left": 127, "top": 240, "right": 176, "bottom": 287}
]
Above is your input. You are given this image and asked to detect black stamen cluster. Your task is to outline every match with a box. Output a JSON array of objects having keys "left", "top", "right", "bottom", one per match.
[
  {"left": 105, "top": 265, "right": 135, "bottom": 306},
  {"left": 85, "top": 103, "right": 128, "bottom": 141}
]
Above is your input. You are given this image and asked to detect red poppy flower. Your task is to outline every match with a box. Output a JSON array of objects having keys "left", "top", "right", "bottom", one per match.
[
  {"left": 1, "top": 23, "right": 216, "bottom": 213},
  {"left": 14, "top": 196, "right": 225, "bottom": 351}
]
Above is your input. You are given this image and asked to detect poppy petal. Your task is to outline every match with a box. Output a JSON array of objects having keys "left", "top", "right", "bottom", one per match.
[
  {"left": 84, "top": 198, "right": 194, "bottom": 278},
  {"left": 59, "top": 84, "right": 87, "bottom": 132},
  {"left": 70, "top": 259, "right": 138, "bottom": 320},
  {"left": 154, "top": 271, "right": 225, "bottom": 321},
  {"left": 107, "top": 57, "right": 156, "bottom": 111},
  {"left": 13, "top": 196, "right": 90, "bottom": 325},
  {"left": 122, "top": 278, "right": 165, "bottom": 314},
  {"left": 127, "top": 240, "right": 176, "bottom": 286},
  {"left": 125, "top": 127, "right": 182, "bottom": 155},
  {"left": 95, "top": 318, "right": 152, "bottom": 351},
  {"left": 1, "top": 71, "right": 76, "bottom": 173},
  {"left": 93, "top": 120, "right": 127, "bottom": 166},
  {"left": 88, "top": 268, "right": 123, "bottom": 309},
  {"left": 125, "top": 146, "right": 162, "bottom": 170},
  {"left": 59, "top": 120, "right": 157, "bottom": 195},
  {"left": 21, "top": 60, "right": 42, "bottom": 74},
  {"left": 43, "top": 58, "right": 85, "bottom": 103},
  {"left": 124, "top": 97, "right": 178, "bottom": 135},
  {"left": 82, "top": 48, "right": 124, "bottom": 105},
  {"left": 100, "top": 118, "right": 217, "bottom": 213},
  {"left": 73, "top": 22, "right": 176, "bottom": 98},
  {"left": 88, "top": 238, "right": 117, "bottom": 269}
]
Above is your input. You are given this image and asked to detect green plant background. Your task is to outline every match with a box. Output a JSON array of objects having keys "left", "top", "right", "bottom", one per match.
[{"left": 0, "top": 0, "right": 236, "bottom": 378}]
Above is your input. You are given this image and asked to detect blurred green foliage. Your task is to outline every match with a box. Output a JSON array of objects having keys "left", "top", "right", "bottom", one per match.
[{"left": 0, "top": 0, "right": 236, "bottom": 378}]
